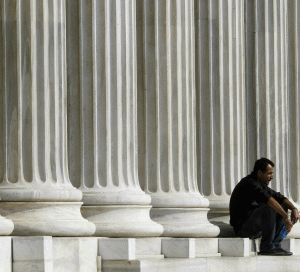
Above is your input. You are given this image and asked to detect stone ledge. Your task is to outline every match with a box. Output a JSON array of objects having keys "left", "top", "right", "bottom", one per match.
[{"left": 3, "top": 236, "right": 300, "bottom": 272}]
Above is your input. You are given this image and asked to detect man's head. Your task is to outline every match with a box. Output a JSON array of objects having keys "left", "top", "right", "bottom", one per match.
[{"left": 253, "top": 158, "right": 275, "bottom": 186}]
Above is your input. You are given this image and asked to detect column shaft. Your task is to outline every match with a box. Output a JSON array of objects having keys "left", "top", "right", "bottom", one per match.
[
  {"left": 67, "top": 0, "right": 163, "bottom": 237},
  {"left": 137, "top": 0, "right": 219, "bottom": 237},
  {"left": 195, "top": 0, "right": 246, "bottom": 236}
]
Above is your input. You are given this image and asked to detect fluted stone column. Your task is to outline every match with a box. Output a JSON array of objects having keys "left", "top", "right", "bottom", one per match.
[
  {"left": 195, "top": 0, "right": 246, "bottom": 236},
  {"left": 0, "top": 0, "right": 95, "bottom": 236},
  {"left": 137, "top": 0, "right": 219, "bottom": 237},
  {"left": 286, "top": 0, "right": 300, "bottom": 238},
  {"left": 66, "top": 0, "right": 163, "bottom": 237}
]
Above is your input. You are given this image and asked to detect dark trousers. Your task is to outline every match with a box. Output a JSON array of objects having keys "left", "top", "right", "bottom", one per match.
[{"left": 237, "top": 204, "right": 287, "bottom": 251}]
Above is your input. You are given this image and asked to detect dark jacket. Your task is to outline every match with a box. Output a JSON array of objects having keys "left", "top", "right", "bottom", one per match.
[{"left": 229, "top": 172, "right": 287, "bottom": 234}]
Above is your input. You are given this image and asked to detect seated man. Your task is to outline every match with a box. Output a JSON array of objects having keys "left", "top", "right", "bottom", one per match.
[{"left": 230, "top": 158, "right": 299, "bottom": 256}]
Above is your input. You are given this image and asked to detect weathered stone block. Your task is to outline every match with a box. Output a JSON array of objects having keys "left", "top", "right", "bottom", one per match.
[
  {"left": 12, "top": 236, "right": 53, "bottom": 272},
  {"left": 98, "top": 238, "right": 136, "bottom": 260},
  {"left": 218, "top": 238, "right": 249, "bottom": 257},
  {"left": 161, "top": 238, "right": 195, "bottom": 258},
  {"left": 52, "top": 237, "right": 98, "bottom": 272}
]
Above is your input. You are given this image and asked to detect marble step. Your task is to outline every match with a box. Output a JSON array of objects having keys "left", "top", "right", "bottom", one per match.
[{"left": 102, "top": 256, "right": 300, "bottom": 272}]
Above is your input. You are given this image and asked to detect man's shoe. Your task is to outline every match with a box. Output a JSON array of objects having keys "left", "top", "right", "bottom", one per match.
[
  {"left": 258, "top": 248, "right": 291, "bottom": 256},
  {"left": 276, "top": 248, "right": 293, "bottom": 256}
]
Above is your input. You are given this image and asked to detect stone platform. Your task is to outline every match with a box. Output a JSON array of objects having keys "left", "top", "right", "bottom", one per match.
[
  {"left": 1, "top": 236, "right": 300, "bottom": 272},
  {"left": 102, "top": 256, "right": 300, "bottom": 272}
]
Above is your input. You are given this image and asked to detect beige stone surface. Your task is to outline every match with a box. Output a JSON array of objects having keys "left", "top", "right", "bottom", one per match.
[{"left": 52, "top": 237, "right": 98, "bottom": 272}]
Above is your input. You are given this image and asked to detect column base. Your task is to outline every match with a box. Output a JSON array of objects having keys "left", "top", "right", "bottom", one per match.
[
  {"left": 205, "top": 195, "right": 235, "bottom": 237},
  {"left": 81, "top": 205, "right": 164, "bottom": 237},
  {"left": 207, "top": 209, "right": 236, "bottom": 237},
  {"left": 0, "top": 215, "right": 14, "bottom": 235},
  {"left": 150, "top": 208, "right": 220, "bottom": 237},
  {"left": 0, "top": 202, "right": 95, "bottom": 236}
]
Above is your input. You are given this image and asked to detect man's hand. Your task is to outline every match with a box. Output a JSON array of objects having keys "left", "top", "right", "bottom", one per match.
[
  {"left": 291, "top": 208, "right": 300, "bottom": 224},
  {"left": 284, "top": 218, "right": 294, "bottom": 234},
  {"left": 283, "top": 208, "right": 299, "bottom": 234}
]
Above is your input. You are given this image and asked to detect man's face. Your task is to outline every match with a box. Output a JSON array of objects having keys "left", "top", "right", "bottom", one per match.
[{"left": 257, "top": 164, "right": 274, "bottom": 186}]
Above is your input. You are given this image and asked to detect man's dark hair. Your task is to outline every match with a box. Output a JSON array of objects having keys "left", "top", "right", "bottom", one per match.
[{"left": 253, "top": 158, "right": 275, "bottom": 176}]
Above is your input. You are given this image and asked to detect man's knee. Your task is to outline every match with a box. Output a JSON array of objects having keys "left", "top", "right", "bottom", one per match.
[
  {"left": 262, "top": 204, "right": 276, "bottom": 215},
  {"left": 264, "top": 204, "right": 287, "bottom": 215}
]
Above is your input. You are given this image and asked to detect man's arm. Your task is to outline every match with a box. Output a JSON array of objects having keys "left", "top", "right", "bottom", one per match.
[
  {"left": 282, "top": 198, "right": 300, "bottom": 224},
  {"left": 267, "top": 197, "right": 289, "bottom": 219},
  {"left": 267, "top": 197, "right": 294, "bottom": 233}
]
